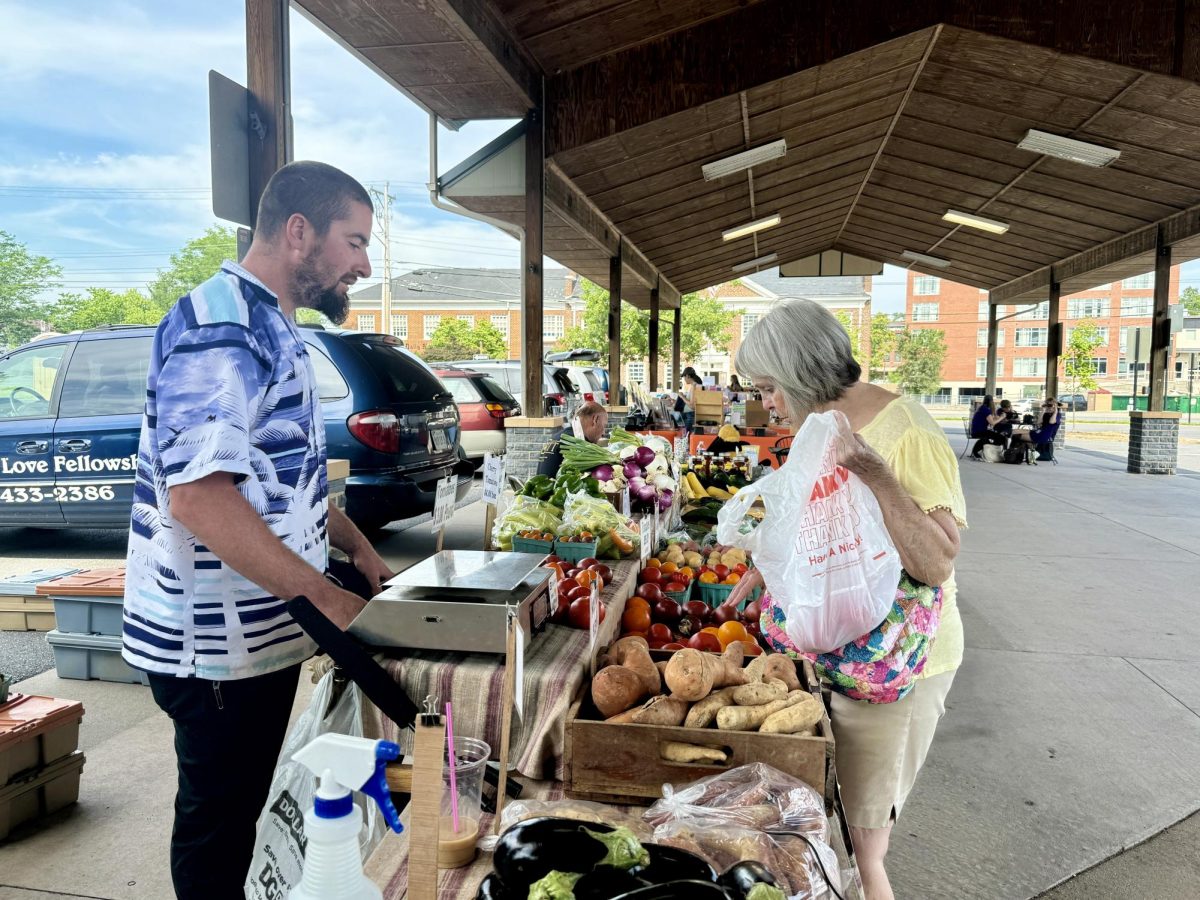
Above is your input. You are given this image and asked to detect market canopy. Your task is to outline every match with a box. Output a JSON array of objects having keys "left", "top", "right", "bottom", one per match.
[{"left": 295, "top": 0, "right": 1200, "bottom": 308}]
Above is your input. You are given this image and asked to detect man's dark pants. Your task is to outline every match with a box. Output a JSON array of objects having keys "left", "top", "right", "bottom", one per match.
[{"left": 148, "top": 663, "right": 302, "bottom": 899}]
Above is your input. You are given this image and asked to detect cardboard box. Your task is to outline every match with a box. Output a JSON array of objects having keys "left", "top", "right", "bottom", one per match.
[
  {"left": 692, "top": 390, "right": 725, "bottom": 424},
  {"left": 744, "top": 399, "right": 769, "bottom": 427}
]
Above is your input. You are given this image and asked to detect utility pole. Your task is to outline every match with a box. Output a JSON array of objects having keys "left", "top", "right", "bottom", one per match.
[{"left": 370, "top": 182, "right": 393, "bottom": 333}]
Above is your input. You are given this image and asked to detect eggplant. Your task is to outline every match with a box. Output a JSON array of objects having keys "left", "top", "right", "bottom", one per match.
[
  {"left": 637, "top": 845, "right": 717, "bottom": 885},
  {"left": 573, "top": 865, "right": 647, "bottom": 899},
  {"left": 493, "top": 817, "right": 648, "bottom": 891},
  {"left": 612, "top": 880, "right": 733, "bottom": 900},
  {"left": 720, "top": 861, "right": 784, "bottom": 900},
  {"left": 474, "top": 872, "right": 511, "bottom": 900}
]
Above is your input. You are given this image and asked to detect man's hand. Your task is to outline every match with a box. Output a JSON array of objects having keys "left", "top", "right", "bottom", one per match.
[
  {"left": 350, "top": 543, "right": 395, "bottom": 596},
  {"left": 310, "top": 580, "right": 369, "bottom": 631}
]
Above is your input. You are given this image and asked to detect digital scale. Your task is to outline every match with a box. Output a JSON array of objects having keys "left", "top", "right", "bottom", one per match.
[{"left": 348, "top": 550, "right": 553, "bottom": 655}]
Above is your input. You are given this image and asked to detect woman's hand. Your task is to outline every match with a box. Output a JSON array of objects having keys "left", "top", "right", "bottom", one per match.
[
  {"left": 721, "top": 567, "right": 763, "bottom": 608},
  {"left": 833, "top": 424, "right": 889, "bottom": 481}
]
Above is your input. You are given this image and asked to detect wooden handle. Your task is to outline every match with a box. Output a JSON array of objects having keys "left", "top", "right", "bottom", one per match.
[{"left": 385, "top": 763, "right": 413, "bottom": 793}]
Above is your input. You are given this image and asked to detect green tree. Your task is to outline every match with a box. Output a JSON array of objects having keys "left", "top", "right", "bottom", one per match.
[
  {"left": 1062, "top": 319, "right": 1104, "bottom": 393},
  {"left": 422, "top": 317, "right": 508, "bottom": 362},
  {"left": 50, "top": 287, "right": 170, "bottom": 332},
  {"left": 0, "top": 231, "right": 61, "bottom": 347},
  {"left": 147, "top": 225, "right": 237, "bottom": 308},
  {"left": 869, "top": 313, "right": 898, "bottom": 381},
  {"left": 1181, "top": 286, "right": 1200, "bottom": 315},
  {"left": 558, "top": 280, "right": 646, "bottom": 362},
  {"left": 835, "top": 311, "right": 862, "bottom": 363},
  {"left": 891, "top": 328, "right": 947, "bottom": 395}
]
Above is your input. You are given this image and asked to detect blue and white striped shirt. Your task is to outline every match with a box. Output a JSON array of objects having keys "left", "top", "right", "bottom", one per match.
[{"left": 123, "top": 261, "right": 328, "bottom": 680}]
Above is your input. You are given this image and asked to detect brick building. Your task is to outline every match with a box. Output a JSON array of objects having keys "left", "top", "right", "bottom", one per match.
[
  {"left": 346, "top": 267, "right": 585, "bottom": 358},
  {"left": 903, "top": 268, "right": 1183, "bottom": 404}
]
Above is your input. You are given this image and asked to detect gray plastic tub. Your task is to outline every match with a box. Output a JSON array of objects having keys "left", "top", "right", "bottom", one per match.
[
  {"left": 45, "top": 631, "right": 149, "bottom": 685},
  {"left": 0, "top": 567, "right": 81, "bottom": 597},
  {"left": 51, "top": 595, "right": 123, "bottom": 636}
]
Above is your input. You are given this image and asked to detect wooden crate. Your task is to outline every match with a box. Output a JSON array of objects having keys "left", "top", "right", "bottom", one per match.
[
  {"left": 564, "top": 660, "right": 833, "bottom": 807},
  {"left": 692, "top": 391, "right": 725, "bottom": 425}
]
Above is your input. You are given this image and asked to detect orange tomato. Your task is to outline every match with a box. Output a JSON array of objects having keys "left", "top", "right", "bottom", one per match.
[
  {"left": 575, "top": 570, "right": 597, "bottom": 588},
  {"left": 717, "top": 620, "right": 748, "bottom": 647},
  {"left": 722, "top": 574, "right": 741, "bottom": 585},
  {"left": 677, "top": 567, "right": 694, "bottom": 580},
  {"left": 625, "top": 596, "right": 651, "bottom": 614},
  {"left": 738, "top": 639, "right": 763, "bottom": 657},
  {"left": 645, "top": 558, "right": 662, "bottom": 569},
  {"left": 622, "top": 606, "right": 651, "bottom": 633},
  {"left": 699, "top": 572, "right": 718, "bottom": 584},
  {"left": 659, "top": 561, "right": 678, "bottom": 575},
  {"left": 701, "top": 626, "right": 720, "bottom": 635}
]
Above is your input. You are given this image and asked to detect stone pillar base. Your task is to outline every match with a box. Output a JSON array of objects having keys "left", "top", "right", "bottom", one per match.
[
  {"left": 504, "top": 416, "right": 565, "bottom": 482},
  {"left": 1127, "top": 411, "right": 1180, "bottom": 475},
  {"left": 604, "top": 405, "right": 630, "bottom": 437}
]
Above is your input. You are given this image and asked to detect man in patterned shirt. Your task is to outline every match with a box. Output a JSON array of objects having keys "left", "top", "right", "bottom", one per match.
[{"left": 122, "top": 161, "right": 394, "bottom": 898}]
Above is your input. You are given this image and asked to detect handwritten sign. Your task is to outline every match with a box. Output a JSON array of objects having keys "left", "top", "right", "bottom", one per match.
[
  {"left": 482, "top": 453, "right": 505, "bottom": 506},
  {"left": 513, "top": 613, "right": 526, "bottom": 720},
  {"left": 430, "top": 475, "right": 456, "bottom": 534}
]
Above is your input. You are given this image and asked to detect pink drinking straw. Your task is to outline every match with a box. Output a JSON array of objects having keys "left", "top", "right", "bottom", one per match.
[{"left": 445, "top": 702, "right": 460, "bottom": 833}]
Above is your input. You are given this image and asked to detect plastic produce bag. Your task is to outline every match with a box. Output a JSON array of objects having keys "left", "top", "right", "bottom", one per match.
[
  {"left": 244, "top": 670, "right": 383, "bottom": 900},
  {"left": 560, "top": 490, "right": 641, "bottom": 558},
  {"left": 716, "top": 411, "right": 900, "bottom": 654},
  {"left": 492, "top": 495, "right": 563, "bottom": 550}
]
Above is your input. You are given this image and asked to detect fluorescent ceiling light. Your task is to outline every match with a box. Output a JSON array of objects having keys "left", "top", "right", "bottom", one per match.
[
  {"left": 901, "top": 250, "right": 951, "bottom": 268},
  {"left": 732, "top": 253, "right": 778, "bottom": 273},
  {"left": 1018, "top": 129, "right": 1120, "bottom": 168},
  {"left": 722, "top": 214, "right": 782, "bottom": 242},
  {"left": 942, "top": 209, "right": 1009, "bottom": 234},
  {"left": 702, "top": 140, "right": 788, "bottom": 181}
]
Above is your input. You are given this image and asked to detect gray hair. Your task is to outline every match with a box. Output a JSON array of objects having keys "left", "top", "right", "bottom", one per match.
[{"left": 735, "top": 300, "right": 862, "bottom": 416}]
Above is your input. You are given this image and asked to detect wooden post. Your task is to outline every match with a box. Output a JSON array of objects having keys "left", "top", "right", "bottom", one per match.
[
  {"left": 672, "top": 308, "right": 682, "bottom": 391},
  {"left": 1149, "top": 229, "right": 1173, "bottom": 411},
  {"left": 523, "top": 107, "right": 545, "bottom": 412},
  {"left": 648, "top": 284, "right": 660, "bottom": 392},
  {"left": 985, "top": 298, "right": 999, "bottom": 397},
  {"left": 608, "top": 244, "right": 623, "bottom": 406},
  {"left": 493, "top": 612, "right": 518, "bottom": 833},
  {"left": 408, "top": 709, "right": 446, "bottom": 900},
  {"left": 1045, "top": 280, "right": 1062, "bottom": 400},
  {"left": 245, "top": 0, "right": 291, "bottom": 217}
]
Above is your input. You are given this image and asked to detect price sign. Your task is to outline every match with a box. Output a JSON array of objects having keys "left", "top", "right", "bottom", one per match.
[
  {"left": 482, "top": 453, "right": 505, "bottom": 506},
  {"left": 640, "top": 519, "right": 652, "bottom": 564},
  {"left": 513, "top": 613, "right": 526, "bottom": 720},
  {"left": 621, "top": 487, "right": 631, "bottom": 517},
  {"left": 674, "top": 435, "right": 686, "bottom": 461},
  {"left": 430, "top": 475, "right": 456, "bottom": 534}
]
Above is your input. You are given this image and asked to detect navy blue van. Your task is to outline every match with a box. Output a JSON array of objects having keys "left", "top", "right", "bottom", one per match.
[{"left": 0, "top": 325, "right": 473, "bottom": 532}]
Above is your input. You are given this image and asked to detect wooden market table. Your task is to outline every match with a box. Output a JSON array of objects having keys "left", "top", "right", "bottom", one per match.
[{"left": 689, "top": 428, "right": 795, "bottom": 467}]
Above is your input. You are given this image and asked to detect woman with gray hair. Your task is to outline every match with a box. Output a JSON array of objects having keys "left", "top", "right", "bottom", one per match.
[{"left": 724, "top": 299, "right": 967, "bottom": 900}]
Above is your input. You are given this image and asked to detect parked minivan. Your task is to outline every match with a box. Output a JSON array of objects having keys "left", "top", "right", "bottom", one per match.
[{"left": 0, "top": 325, "right": 474, "bottom": 532}]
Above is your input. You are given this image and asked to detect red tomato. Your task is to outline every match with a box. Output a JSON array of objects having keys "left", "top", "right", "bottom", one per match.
[
  {"left": 665, "top": 581, "right": 689, "bottom": 594},
  {"left": 652, "top": 598, "right": 681, "bottom": 623},
  {"left": 567, "top": 598, "right": 591, "bottom": 629},
  {"left": 590, "top": 564, "right": 613, "bottom": 583},
  {"left": 713, "top": 565, "right": 730, "bottom": 580},
  {"left": 636, "top": 583, "right": 665, "bottom": 603},
  {"left": 662, "top": 642, "right": 685, "bottom": 651},
  {"left": 712, "top": 604, "right": 740, "bottom": 625},
  {"left": 647, "top": 637, "right": 669, "bottom": 650},
  {"left": 579, "top": 557, "right": 600, "bottom": 569},
  {"left": 687, "top": 632, "right": 722, "bottom": 653},
  {"left": 566, "top": 585, "right": 591, "bottom": 603},
  {"left": 558, "top": 577, "right": 581, "bottom": 595},
  {"left": 733, "top": 563, "right": 749, "bottom": 575},
  {"left": 622, "top": 606, "right": 651, "bottom": 633},
  {"left": 684, "top": 600, "right": 709, "bottom": 620},
  {"left": 648, "top": 623, "right": 673, "bottom": 643},
  {"left": 638, "top": 567, "right": 663, "bottom": 585}
]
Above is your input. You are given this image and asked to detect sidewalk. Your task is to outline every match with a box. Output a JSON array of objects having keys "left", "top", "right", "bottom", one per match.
[{"left": 2, "top": 461, "right": 1199, "bottom": 898}]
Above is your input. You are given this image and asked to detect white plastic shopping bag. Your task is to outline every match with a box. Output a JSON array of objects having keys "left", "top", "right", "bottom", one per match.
[
  {"left": 717, "top": 411, "right": 900, "bottom": 653},
  {"left": 244, "top": 669, "right": 384, "bottom": 899}
]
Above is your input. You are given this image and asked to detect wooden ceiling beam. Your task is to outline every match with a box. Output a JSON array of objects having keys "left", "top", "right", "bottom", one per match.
[{"left": 430, "top": 0, "right": 542, "bottom": 110}]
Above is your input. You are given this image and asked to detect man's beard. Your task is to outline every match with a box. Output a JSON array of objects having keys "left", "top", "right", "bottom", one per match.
[{"left": 292, "top": 254, "right": 350, "bottom": 324}]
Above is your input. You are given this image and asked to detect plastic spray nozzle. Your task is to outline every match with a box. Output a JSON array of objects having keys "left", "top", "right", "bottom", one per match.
[{"left": 293, "top": 733, "right": 404, "bottom": 834}]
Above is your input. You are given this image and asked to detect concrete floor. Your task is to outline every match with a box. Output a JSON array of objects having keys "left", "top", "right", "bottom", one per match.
[{"left": 3, "top": 452, "right": 1199, "bottom": 898}]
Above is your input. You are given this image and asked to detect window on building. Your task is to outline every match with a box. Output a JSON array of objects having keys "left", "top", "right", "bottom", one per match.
[
  {"left": 457, "top": 314, "right": 474, "bottom": 324},
  {"left": 1013, "top": 358, "right": 1046, "bottom": 377},
  {"left": 1121, "top": 297, "right": 1153, "bottom": 317},
  {"left": 1015, "top": 327, "right": 1048, "bottom": 347},
  {"left": 1118, "top": 358, "right": 1148, "bottom": 376},
  {"left": 1067, "top": 326, "right": 1109, "bottom": 347},
  {"left": 1123, "top": 273, "right": 1153, "bottom": 289},
  {"left": 543, "top": 314, "right": 564, "bottom": 340},
  {"left": 390, "top": 315, "right": 407, "bottom": 339},
  {"left": 913, "top": 276, "right": 940, "bottom": 295},
  {"left": 1090, "top": 357, "right": 1109, "bottom": 376},
  {"left": 627, "top": 361, "right": 646, "bottom": 384},
  {"left": 977, "top": 329, "right": 1006, "bottom": 347},
  {"left": 1016, "top": 301, "right": 1049, "bottom": 320},
  {"left": 1067, "top": 298, "right": 1110, "bottom": 319},
  {"left": 912, "top": 303, "right": 939, "bottom": 322},
  {"left": 423, "top": 314, "right": 441, "bottom": 340},
  {"left": 356, "top": 314, "right": 374, "bottom": 333},
  {"left": 490, "top": 314, "right": 510, "bottom": 340},
  {"left": 978, "top": 301, "right": 990, "bottom": 321},
  {"left": 741, "top": 313, "right": 760, "bottom": 337},
  {"left": 664, "top": 365, "right": 673, "bottom": 388},
  {"left": 976, "top": 358, "right": 1005, "bottom": 378}
]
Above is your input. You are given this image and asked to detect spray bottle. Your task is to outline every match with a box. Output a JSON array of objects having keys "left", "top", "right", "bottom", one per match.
[{"left": 289, "top": 733, "right": 403, "bottom": 900}]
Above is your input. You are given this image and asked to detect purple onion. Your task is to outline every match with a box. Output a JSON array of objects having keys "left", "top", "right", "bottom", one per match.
[
  {"left": 592, "top": 464, "right": 614, "bottom": 482},
  {"left": 623, "top": 459, "right": 643, "bottom": 480},
  {"left": 657, "top": 489, "right": 674, "bottom": 511},
  {"left": 633, "top": 445, "right": 656, "bottom": 468},
  {"left": 636, "top": 483, "right": 657, "bottom": 504}
]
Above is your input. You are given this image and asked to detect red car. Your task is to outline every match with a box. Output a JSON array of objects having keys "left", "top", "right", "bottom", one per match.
[{"left": 434, "top": 367, "right": 521, "bottom": 462}]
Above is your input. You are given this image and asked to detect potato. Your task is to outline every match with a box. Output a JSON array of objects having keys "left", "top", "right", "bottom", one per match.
[
  {"left": 683, "top": 552, "right": 704, "bottom": 568},
  {"left": 744, "top": 654, "right": 768, "bottom": 684},
  {"left": 665, "top": 649, "right": 715, "bottom": 701},
  {"left": 631, "top": 695, "right": 689, "bottom": 726},
  {"left": 592, "top": 665, "right": 646, "bottom": 718},
  {"left": 731, "top": 679, "right": 787, "bottom": 706},
  {"left": 716, "top": 692, "right": 804, "bottom": 731},
  {"left": 683, "top": 686, "right": 738, "bottom": 728},
  {"left": 659, "top": 741, "right": 727, "bottom": 764},
  {"left": 760, "top": 695, "right": 825, "bottom": 734},
  {"left": 610, "top": 638, "right": 661, "bottom": 695},
  {"left": 762, "top": 655, "right": 802, "bottom": 693}
]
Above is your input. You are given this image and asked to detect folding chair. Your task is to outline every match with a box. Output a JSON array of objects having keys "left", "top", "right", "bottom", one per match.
[
  {"left": 959, "top": 417, "right": 974, "bottom": 459},
  {"left": 772, "top": 434, "right": 794, "bottom": 465}
]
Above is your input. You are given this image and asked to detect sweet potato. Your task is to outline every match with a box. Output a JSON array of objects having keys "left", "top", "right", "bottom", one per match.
[
  {"left": 659, "top": 741, "right": 728, "bottom": 764},
  {"left": 610, "top": 639, "right": 661, "bottom": 695},
  {"left": 665, "top": 649, "right": 715, "bottom": 701},
  {"left": 712, "top": 644, "right": 749, "bottom": 689},
  {"left": 683, "top": 686, "right": 739, "bottom": 728},
  {"left": 605, "top": 708, "right": 640, "bottom": 724},
  {"left": 731, "top": 679, "right": 787, "bottom": 707},
  {"left": 655, "top": 660, "right": 670, "bottom": 679},
  {"left": 592, "top": 665, "right": 646, "bottom": 718},
  {"left": 762, "top": 655, "right": 801, "bottom": 692},
  {"left": 744, "top": 654, "right": 768, "bottom": 684},
  {"left": 631, "top": 695, "right": 689, "bottom": 726},
  {"left": 716, "top": 691, "right": 805, "bottom": 731},
  {"left": 760, "top": 695, "right": 824, "bottom": 734}
]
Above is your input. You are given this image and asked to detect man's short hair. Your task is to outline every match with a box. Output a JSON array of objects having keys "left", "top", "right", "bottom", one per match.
[
  {"left": 254, "top": 161, "right": 373, "bottom": 239},
  {"left": 577, "top": 401, "right": 608, "bottom": 420}
]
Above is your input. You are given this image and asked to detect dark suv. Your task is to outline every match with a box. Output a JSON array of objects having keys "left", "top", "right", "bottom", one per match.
[{"left": 0, "top": 325, "right": 473, "bottom": 532}]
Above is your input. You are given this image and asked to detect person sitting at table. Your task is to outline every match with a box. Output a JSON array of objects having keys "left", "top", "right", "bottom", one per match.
[
  {"left": 993, "top": 399, "right": 1016, "bottom": 438},
  {"left": 970, "top": 396, "right": 1007, "bottom": 459},
  {"left": 536, "top": 401, "right": 608, "bottom": 476},
  {"left": 1012, "top": 399, "right": 1061, "bottom": 462}
]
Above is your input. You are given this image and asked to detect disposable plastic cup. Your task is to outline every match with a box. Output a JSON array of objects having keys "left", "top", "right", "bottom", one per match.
[{"left": 438, "top": 736, "right": 490, "bottom": 868}]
